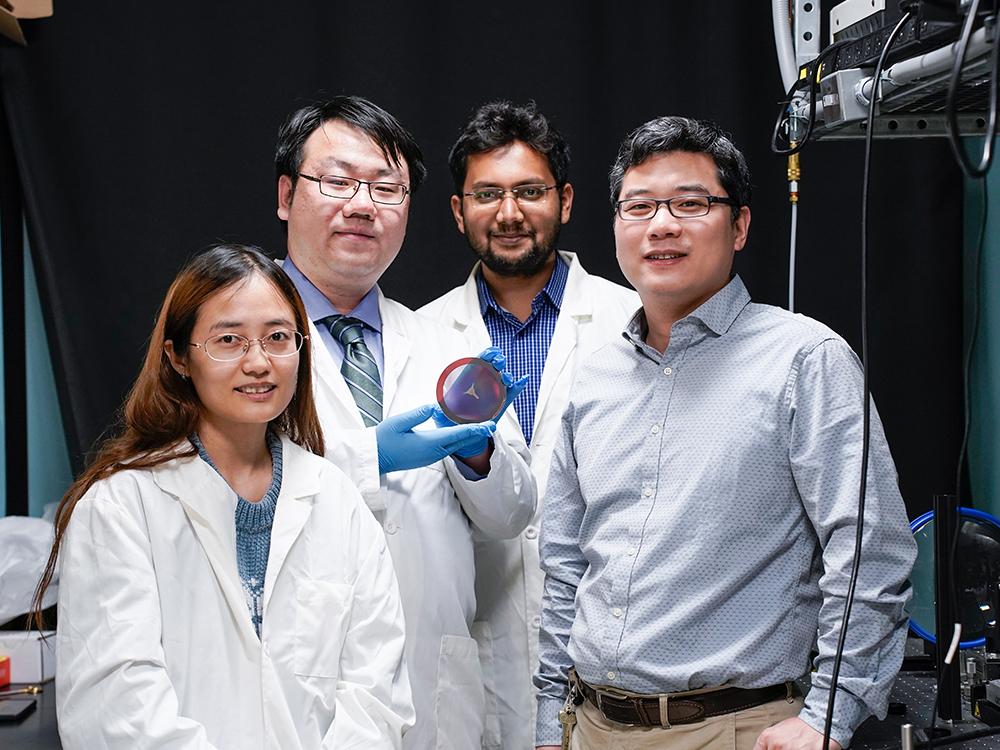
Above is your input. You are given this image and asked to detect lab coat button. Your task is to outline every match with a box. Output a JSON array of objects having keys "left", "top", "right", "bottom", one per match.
[
  {"left": 525, "top": 527, "right": 538, "bottom": 540},
  {"left": 262, "top": 641, "right": 270, "bottom": 658},
  {"left": 385, "top": 521, "right": 398, "bottom": 534},
  {"left": 531, "top": 615, "right": 541, "bottom": 627}
]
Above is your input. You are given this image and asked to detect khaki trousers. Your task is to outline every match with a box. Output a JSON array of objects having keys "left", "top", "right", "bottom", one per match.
[{"left": 571, "top": 695, "right": 804, "bottom": 750}]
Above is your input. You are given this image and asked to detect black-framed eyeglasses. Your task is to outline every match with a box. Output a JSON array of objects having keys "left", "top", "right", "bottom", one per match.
[
  {"left": 297, "top": 173, "right": 410, "bottom": 205},
  {"left": 189, "top": 330, "right": 308, "bottom": 362},
  {"left": 615, "top": 194, "right": 738, "bottom": 221},
  {"left": 463, "top": 184, "right": 558, "bottom": 206}
]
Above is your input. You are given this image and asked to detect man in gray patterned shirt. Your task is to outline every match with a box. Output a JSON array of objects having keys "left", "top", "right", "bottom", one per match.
[{"left": 534, "top": 116, "right": 916, "bottom": 750}]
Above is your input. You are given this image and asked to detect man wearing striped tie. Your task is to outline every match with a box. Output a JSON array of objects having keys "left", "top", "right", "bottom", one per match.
[{"left": 274, "top": 95, "right": 537, "bottom": 750}]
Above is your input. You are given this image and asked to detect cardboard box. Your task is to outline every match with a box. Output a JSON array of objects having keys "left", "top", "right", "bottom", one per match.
[
  {"left": 0, "top": 0, "right": 53, "bottom": 46},
  {"left": 0, "top": 631, "right": 55, "bottom": 683},
  {"left": 0, "top": 655, "right": 9, "bottom": 689}
]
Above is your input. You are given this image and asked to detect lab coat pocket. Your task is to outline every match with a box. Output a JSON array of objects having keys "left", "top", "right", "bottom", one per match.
[
  {"left": 433, "top": 634, "right": 486, "bottom": 750},
  {"left": 471, "top": 621, "right": 502, "bottom": 749},
  {"left": 294, "top": 579, "right": 352, "bottom": 679}
]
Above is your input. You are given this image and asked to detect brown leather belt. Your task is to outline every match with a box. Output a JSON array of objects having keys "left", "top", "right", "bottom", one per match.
[{"left": 570, "top": 669, "right": 795, "bottom": 729}]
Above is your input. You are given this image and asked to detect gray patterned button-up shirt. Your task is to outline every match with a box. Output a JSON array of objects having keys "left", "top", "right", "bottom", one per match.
[{"left": 535, "top": 275, "right": 916, "bottom": 748}]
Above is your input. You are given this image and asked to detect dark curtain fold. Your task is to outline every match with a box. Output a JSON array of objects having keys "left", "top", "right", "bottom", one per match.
[{"left": 0, "top": 2, "right": 963, "bottom": 516}]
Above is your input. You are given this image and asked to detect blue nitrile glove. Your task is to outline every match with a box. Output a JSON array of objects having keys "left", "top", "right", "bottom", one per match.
[
  {"left": 432, "top": 347, "right": 530, "bottom": 458},
  {"left": 475, "top": 346, "right": 531, "bottom": 420},
  {"left": 376, "top": 404, "right": 497, "bottom": 474}
]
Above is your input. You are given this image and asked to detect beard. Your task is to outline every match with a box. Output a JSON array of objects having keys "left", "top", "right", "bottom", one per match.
[{"left": 467, "top": 217, "right": 562, "bottom": 278}]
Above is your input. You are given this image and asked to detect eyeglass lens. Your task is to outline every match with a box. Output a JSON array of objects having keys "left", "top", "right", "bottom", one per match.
[
  {"left": 204, "top": 331, "right": 303, "bottom": 361},
  {"left": 469, "top": 185, "right": 552, "bottom": 205},
  {"left": 618, "top": 196, "right": 713, "bottom": 220},
  {"left": 318, "top": 176, "right": 407, "bottom": 204}
]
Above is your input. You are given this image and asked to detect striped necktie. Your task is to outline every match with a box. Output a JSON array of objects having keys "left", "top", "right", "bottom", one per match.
[{"left": 323, "top": 315, "right": 383, "bottom": 426}]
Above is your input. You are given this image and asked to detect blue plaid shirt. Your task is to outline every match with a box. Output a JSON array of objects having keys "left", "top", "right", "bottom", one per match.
[{"left": 477, "top": 255, "right": 569, "bottom": 445}]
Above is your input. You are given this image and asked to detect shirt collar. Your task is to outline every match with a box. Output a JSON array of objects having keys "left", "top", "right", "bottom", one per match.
[
  {"left": 476, "top": 253, "right": 569, "bottom": 317},
  {"left": 686, "top": 274, "right": 751, "bottom": 335},
  {"left": 623, "top": 275, "right": 751, "bottom": 347},
  {"left": 542, "top": 253, "right": 570, "bottom": 308},
  {"left": 283, "top": 256, "right": 382, "bottom": 333}
]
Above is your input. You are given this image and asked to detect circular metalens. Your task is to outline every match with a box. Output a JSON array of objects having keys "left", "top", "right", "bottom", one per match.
[{"left": 436, "top": 357, "right": 507, "bottom": 424}]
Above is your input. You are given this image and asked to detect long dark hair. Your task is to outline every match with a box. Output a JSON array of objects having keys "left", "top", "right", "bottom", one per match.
[{"left": 32, "top": 244, "right": 324, "bottom": 627}]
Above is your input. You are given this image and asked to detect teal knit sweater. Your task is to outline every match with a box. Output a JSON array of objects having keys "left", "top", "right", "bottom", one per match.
[{"left": 191, "top": 432, "right": 283, "bottom": 638}]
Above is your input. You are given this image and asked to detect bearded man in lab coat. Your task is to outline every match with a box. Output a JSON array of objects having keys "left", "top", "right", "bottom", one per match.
[
  {"left": 274, "top": 96, "right": 537, "bottom": 750},
  {"left": 420, "top": 101, "right": 639, "bottom": 749}
]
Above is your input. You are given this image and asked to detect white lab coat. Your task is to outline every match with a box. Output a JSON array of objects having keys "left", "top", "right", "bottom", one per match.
[
  {"left": 419, "top": 252, "right": 639, "bottom": 749},
  {"left": 309, "top": 289, "right": 537, "bottom": 750},
  {"left": 56, "top": 435, "right": 413, "bottom": 750}
]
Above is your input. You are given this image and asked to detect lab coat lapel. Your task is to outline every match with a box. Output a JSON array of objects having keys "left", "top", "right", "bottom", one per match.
[
  {"left": 533, "top": 253, "right": 589, "bottom": 431},
  {"left": 262, "top": 437, "right": 318, "bottom": 611},
  {"left": 377, "top": 291, "right": 411, "bottom": 415},
  {"left": 152, "top": 453, "right": 260, "bottom": 648},
  {"left": 449, "top": 264, "right": 492, "bottom": 348}
]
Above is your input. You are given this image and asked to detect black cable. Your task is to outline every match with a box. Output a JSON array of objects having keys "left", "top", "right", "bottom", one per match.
[
  {"left": 820, "top": 12, "right": 913, "bottom": 750},
  {"left": 926, "top": 176, "right": 989, "bottom": 737},
  {"left": 945, "top": 0, "right": 999, "bottom": 178},
  {"left": 771, "top": 41, "right": 849, "bottom": 156}
]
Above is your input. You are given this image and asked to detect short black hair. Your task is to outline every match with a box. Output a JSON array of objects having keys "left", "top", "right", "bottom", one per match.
[
  {"left": 275, "top": 95, "right": 427, "bottom": 195},
  {"left": 448, "top": 101, "right": 570, "bottom": 196},
  {"left": 609, "top": 116, "right": 751, "bottom": 220}
]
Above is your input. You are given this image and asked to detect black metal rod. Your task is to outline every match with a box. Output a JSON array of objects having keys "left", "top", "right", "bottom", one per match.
[
  {"left": 0, "top": 89, "right": 27, "bottom": 516},
  {"left": 933, "top": 493, "right": 962, "bottom": 722}
]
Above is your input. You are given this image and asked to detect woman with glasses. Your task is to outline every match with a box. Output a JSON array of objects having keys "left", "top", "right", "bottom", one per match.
[{"left": 34, "top": 243, "right": 413, "bottom": 749}]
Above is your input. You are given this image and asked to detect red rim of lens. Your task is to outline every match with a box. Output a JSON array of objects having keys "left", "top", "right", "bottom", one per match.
[{"left": 435, "top": 357, "right": 507, "bottom": 424}]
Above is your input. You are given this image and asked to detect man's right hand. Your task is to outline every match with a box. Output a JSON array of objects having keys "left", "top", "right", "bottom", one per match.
[
  {"left": 375, "top": 404, "right": 496, "bottom": 474},
  {"left": 753, "top": 717, "right": 842, "bottom": 750}
]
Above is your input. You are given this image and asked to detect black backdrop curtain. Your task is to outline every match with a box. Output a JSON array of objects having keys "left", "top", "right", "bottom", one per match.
[{"left": 0, "top": 2, "right": 963, "bottom": 517}]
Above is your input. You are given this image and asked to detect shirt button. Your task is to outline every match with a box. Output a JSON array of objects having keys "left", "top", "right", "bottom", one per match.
[
  {"left": 612, "top": 607, "right": 623, "bottom": 618},
  {"left": 651, "top": 424, "right": 660, "bottom": 434},
  {"left": 642, "top": 487, "right": 653, "bottom": 498},
  {"left": 607, "top": 671, "right": 617, "bottom": 681},
  {"left": 663, "top": 367, "right": 673, "bottom": 375},
  {"left": 626, "top": 547, "right": 637, "bottom": 557},
  {"left": 525, "top": 527, "right": 538, "bottom": 540},
  {"left": 385, "top": 521, "right": 398, "bottom": 534}
]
